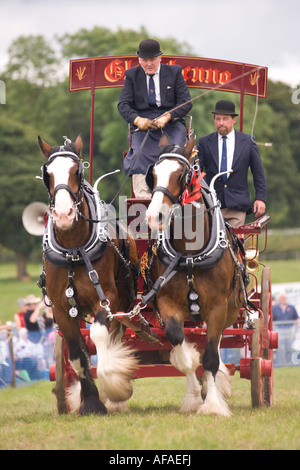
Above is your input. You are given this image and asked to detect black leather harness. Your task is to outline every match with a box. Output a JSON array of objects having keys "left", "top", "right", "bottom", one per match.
[
  {"left": 156, "top": 182, "right": 227, "bottom": 271},
  {"left": 39, "top": 145, "right": 138, "bottom": 319}
]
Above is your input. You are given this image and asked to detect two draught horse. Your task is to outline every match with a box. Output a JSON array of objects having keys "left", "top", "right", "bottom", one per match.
[
  {"left": 145, "top": 134, "right": 246, "bottom": 417},
  {"left": 38, "top": 135, "right": 139, "bottom": 415},
  {"left": 38, "top": 132, "right": 246, "bottom": 417}
]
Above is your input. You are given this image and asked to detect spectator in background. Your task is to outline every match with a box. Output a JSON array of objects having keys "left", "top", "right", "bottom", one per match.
[
  {"left": 272, "top": 291, "right": 299, "bottom": 366},
  {"left": 42, "top": 305, "right": 54, "bottom": 335},
  {"left": 14, "top": 298, "right": 27, "bottom": 330},
  {"left": 24, "top": 295, "right": 45, "bottom": 344},
  {"left": 272, "top": 292, "right": 299, "bottom": 323},
  {"left": 14, "top": 328, "right": 40, "bottom": 380},
  {"left": 0, "top": 322, "right": 12, "bottom": 332},
  {"left": 42, "top": 304, "right": 55, "bottom": 369},
  {"left": 0, "top": 323, "right": 13, "bottom": 387}
]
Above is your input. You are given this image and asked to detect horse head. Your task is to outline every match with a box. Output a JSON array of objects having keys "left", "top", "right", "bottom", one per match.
[
  {"left": 146, "top": 133, "right": 195, "bottom": 231},
  {"left": 38, "top": 135, "right": 84, "bottom": 230}
]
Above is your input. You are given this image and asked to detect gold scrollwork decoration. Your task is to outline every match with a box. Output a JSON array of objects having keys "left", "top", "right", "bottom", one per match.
[{"left": 140, "top": 252, "right": 149, "bottom": 278}]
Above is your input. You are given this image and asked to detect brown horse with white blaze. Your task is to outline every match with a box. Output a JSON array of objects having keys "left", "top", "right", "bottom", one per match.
[
  {"left": 38, "top": 135, "right": 139, "bottom": 415},
  {"left": 145, "top": 134, "right": 244, "bottom": 417}
]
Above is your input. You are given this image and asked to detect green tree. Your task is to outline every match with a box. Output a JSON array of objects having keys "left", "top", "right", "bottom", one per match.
[
  {"left": 5, "top": 35, "right": 59, "bottom": 86},
  {"left": 266, "top": 80, "right": 300, "bottom": 172},
  {"left": 0, "top": 116, "right": 48, "bottom": 279}
]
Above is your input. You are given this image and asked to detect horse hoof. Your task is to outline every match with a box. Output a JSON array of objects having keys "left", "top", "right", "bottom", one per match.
[
  {"left": 196, "top": 402, "right": 231, "bottom": 418},
  {"left": 79, "top": 397, "right": 108, "bottom": 416},
  {"left": 99, "top": 374, "right": 133, "bottom": 402},
  {"left": 105, "top": 399, "right": 130, "bottom": 413},
  {"left": 179, "top": 393, "right": 203, "bottom": 413}
]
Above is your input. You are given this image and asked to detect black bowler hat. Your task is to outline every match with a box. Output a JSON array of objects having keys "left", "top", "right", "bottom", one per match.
[
  {"left": 211, "top": 100, "right": 238, "bottom": 116},
  {"left": 137, "top": 39, "right": 163, "bottom": 58}
]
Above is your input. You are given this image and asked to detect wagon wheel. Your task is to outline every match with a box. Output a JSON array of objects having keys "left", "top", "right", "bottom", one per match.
[
  {"left": 250, "top": 266, "right": 273, "bottom": 408},
  {"left": 52, "top": 332, "right": 68, "bottom": 414},
  {"left": 260, "top": 266, "right": 273, "bottom": 406},
  {"left": 250, "top": 317, "right": 263, "bottom": 407}
]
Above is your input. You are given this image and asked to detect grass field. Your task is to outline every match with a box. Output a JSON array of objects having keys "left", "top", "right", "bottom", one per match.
[
  {"left": 0, "top": 261, "right": 299, "bottom": 450},
  {"left": 0, "top": 367, "right": 299, "bottom": 450}
]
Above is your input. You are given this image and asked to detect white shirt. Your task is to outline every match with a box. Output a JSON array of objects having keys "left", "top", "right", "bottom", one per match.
[
  {"left": 218, "top": 129, "right": 235, "bottom": 175},
  {"left": 146, "top": 64, "right": 161, "bottom": 107}
]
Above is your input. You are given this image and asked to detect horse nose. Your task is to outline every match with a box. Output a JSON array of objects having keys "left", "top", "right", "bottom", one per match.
[{"left": 52, "top": 206, "right": 76, "bottom": 228}]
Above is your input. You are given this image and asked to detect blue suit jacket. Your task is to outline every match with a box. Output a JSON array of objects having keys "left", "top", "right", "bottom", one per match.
[
  {"left": 197, "top": 130, "right": 266, "bottom": 214},
  {"left": 118, "top": 64, "right": 192, "bottom": 127}
]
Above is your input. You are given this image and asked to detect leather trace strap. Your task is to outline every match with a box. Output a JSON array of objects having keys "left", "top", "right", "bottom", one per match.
[
  {"left": 78, "top": 246, "right": 110, "bottom": 311},
  {"left": 140, "top": 250, "right": 183, "bottom": 306}
]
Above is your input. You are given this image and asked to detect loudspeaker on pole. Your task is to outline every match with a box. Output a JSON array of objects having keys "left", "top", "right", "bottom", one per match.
[{"left": 22, "top": 202, "right": 48, "bottom": 236}]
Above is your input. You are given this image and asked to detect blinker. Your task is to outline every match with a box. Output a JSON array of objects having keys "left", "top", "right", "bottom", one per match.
[{"left": 145, "top": 163, "right": 155, "bottom": 191}]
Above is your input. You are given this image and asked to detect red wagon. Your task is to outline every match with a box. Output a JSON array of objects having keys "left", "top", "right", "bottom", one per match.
[{"left": 49, "top": 54, "right": 278, "bottom": 412}]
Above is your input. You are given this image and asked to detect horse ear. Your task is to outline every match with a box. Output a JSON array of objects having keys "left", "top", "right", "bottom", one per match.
[
  {"left": 185, "top": 133, "right": 196, "bottom": 159},
  {"left": 159, "top": 132, "right": 170, "bottom": 149},
  {"left": 74, "top": 135, "right": 83, "bottom": 157},
  {"left": 38, "top": 136, "right": 52, "bottom": 159}
]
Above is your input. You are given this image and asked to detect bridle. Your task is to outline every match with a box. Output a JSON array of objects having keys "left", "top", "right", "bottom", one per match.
[
  {"left": 42, "top": 150, "right": 84, "bottom": 211},
  {"left": 146, "top": 152, "right": 196, "bottom": 205}
]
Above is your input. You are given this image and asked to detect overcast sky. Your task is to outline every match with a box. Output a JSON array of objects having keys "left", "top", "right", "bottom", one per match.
[{"left": 0, "top": 0, "right": 299, "bottom": 87}]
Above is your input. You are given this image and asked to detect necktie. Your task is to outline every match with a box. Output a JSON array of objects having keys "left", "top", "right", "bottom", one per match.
[
  {"left": 220, "top": 136, "right": 227, "bottom": 182},
  {"left": 148, "top": 74, "right": 156, "bottom": 106}
]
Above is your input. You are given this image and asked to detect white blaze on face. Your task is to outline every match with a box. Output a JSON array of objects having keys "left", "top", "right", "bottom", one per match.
[
  {"left": 47, "top": 156, "right": 76, "bottom": 229},
  {"left": 146, "top": 159, "right": 181, "bottom": 231}
]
